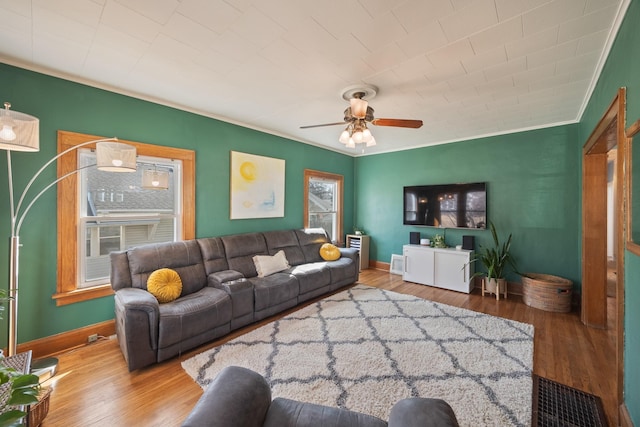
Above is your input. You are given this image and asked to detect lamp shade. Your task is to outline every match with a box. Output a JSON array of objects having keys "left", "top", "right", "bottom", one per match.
[
  {"left": 339, "top": 130, "right": 350, "bottom": 144},
  {"left": 96, "top": 141, "right": 136, "bottom": 172},
  {"left": 142, "top": 168, "right": 170, "bottom": 190},
  {"left": 350, "top": 98, "right": 368, "bottom": 119},
  {"left": 366, "top": 136, "right": 377, "bottom": 147},
  {"left": 0, "top": 104, "right": 39, "bottom": 152}
]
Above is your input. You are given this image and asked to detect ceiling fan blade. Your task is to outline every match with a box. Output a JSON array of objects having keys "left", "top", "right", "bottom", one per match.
[
  {"left": 371, "top": 118, "right": 423, "bottom": 128},
  {"left": 300, "top": 122, "right": 346, "bottom": 129}
]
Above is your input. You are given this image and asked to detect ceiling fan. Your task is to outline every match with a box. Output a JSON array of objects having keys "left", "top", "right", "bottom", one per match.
[{"left": 300, "top": 85, "right": 423, "bottom": 149}]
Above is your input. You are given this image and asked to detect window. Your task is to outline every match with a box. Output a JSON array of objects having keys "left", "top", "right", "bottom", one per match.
[
  {"left": 77, "top": 151, "right": 181, "bottom": 288},
  {"left": 54, "top": 131, "right": 195, "bottom": 306},
  {"left": 304, "top": 169, "right": 343, "bottom": 244}
]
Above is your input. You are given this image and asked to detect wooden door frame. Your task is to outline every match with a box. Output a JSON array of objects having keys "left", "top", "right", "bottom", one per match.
[{"left": 581, "top": 87, "right": 626, "bottom": 421}]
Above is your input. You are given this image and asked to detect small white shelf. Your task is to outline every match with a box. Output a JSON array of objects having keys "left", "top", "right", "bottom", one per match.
[{"left": 346, "top": 234, "right": 370, "bottom": 271}]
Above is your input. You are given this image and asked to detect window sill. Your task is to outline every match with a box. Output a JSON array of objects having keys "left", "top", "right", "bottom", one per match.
[{"left": 52, "top": 284, "right": 114, "bottom": 306}]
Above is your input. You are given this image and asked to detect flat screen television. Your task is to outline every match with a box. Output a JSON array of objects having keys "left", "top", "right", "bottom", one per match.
[{"left": 403, "top": 182, "right": 487, "bottom": 229}]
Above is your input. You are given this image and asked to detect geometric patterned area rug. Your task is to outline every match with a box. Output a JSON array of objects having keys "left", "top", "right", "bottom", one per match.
[{"left": 182, "top": 285, "right": 534, "bottom": 426}]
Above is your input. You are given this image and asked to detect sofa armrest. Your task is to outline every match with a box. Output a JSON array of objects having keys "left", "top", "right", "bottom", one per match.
[
  {"left": 388, "top": 398, "right": 459, "bottom": 427},
  {"left": 208, "top": 272, "right": 254, "bottom": 329},
  {"left": 114, "top": 288, "right": 160, "bottom": 371},
  {"left": 207, "top": 269, "right": 245, "bottom": 288},
  {"left": 182, "top": 366, "right": 272, "bottom": 427},
  {"left": 339, "top": 247, "right": 359, "bottom": 261}
]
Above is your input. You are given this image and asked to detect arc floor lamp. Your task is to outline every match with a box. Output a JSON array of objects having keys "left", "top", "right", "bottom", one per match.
[{"left": 0, "top": 102, "right": 137, "bottom": 366}]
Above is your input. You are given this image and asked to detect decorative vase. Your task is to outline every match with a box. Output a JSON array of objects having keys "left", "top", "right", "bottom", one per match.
[{"left": 482, "top": 277, "right": 507, "bottom": 300}]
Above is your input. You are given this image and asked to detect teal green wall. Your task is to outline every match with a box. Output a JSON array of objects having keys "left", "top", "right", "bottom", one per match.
[
  {"left": 0, "top": 63, "right": 354, "bottom": 346},
  {"left": 578, "top": 0, "right": 640, "bottom": 422},
  {"left": 355, "top": 125, "right": 581, "bottom": 285},
  {"left": 356, "top": 1, "right": 640, "bottom": 420}
]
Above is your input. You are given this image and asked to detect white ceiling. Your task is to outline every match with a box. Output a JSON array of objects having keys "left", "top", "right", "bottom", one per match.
[{"left": 0, "top": 0, "right": 630, "bottom": 156}]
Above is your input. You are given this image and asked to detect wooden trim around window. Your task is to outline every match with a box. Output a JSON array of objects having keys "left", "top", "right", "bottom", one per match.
[
  {"left": 54, "top": 130, "right": 196, "bottom": 306},
  {"left": 303, "top": 169, "right": 344, "bottom": 245}
]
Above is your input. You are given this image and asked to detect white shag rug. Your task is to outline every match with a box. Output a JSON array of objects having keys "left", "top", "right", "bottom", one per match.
[{"left": 182, "top": 285, "right": 534, "bottom": 426}]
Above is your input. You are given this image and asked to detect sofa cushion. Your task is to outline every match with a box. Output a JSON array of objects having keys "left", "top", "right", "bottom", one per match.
[
  {"left": 147, "top": 268, "right": 182, "bottom": 303},
  {"left": 249, "top": 274, "right": 299, "bottom": 312},
  {"left": 126, "top": 240, "right": 207, "bottom": 296},
  {"left": 264, "top": 397, "right": 387, "bottom": 427},
  {"left": 253, "top": 250, "right": 290, "bottom": 277},
  {"left": 158, "top": 286, "right": 231, "bottom": 349},
  {"left": 288, "top": 263, "right": 331, "bottom": 295},
  {"left": 263, "top": 230, "right": 306, "bottom": 266},
  {"left": 294, "top": 228, "right": 331, "bottom": 263},
  {"left": 326, "top": 256, "right": 358, "bottom": 285},
  {"left": 197, "top": 237, "right": 229, "bottom": 275},
  {"left": 222, "top": 233, "right": 268, "bottom": 278}
]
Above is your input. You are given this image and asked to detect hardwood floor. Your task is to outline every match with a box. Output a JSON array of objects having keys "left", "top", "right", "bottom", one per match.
[{"left": 41, "top": 269, "right": 617, "bottom": 426}]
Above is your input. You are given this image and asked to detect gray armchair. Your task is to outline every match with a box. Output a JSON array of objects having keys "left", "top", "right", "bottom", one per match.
[{"left": 182, "top": 366, "right": 459, "bottom": 427}]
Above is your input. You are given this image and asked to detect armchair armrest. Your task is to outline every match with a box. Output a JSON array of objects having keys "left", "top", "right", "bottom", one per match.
[
  {"left": 182, "top": 366, "right": 272, "bottom": 427},
  {"left": 388, "top": 398, "right": 459, "bottom": 427},
  {"left": 114, "top": 288, "right": 160, "bottom": 371}
]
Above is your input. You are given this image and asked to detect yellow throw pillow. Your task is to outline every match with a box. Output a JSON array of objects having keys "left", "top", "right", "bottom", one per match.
[
  {"left": 147, "top": 268, "right": 182, "bottom": 303},
  {"left": 320, "top": 243, "right": 341, "bottom": 261}
]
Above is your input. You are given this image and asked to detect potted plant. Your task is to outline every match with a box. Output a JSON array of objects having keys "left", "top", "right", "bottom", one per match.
[
  {"left": 0, "top": 364, "right": 40, "bottom": 426},
  {"left": 470, "top": 222, "right": 517, "bottom": 298},
  {"left": 0, "top": 290, "right": 41, "bottom": 426}
]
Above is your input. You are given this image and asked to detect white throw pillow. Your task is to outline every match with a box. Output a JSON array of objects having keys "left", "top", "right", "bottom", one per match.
[{"left": 253, "top": 250, "right": 290, "bottom": 277}]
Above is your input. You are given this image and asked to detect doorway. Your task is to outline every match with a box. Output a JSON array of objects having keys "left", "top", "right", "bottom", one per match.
[{"left": 581, "top": 87, "right": 626, "bottom": 422}]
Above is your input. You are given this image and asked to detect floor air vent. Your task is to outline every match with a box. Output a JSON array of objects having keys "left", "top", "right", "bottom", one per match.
[{"left": 532, "top": 375, "right": 608, "bottom": 427}]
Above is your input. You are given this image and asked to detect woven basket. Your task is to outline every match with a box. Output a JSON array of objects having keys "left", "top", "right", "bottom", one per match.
[
  {"left": 27, "top": 387, "right": 51, "bottom": 427},
  {"left": 522, "top": 273, "right": 573, "bottom": 313}
]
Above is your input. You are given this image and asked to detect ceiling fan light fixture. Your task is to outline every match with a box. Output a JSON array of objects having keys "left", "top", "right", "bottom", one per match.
[
  {"left": 366, "top": 136, "right": 376, "bottom": 147},
  {"left": 350, "top": 97, "right": 368, "bottom": 119},
  {"left": 362, "top": 128, "right": 372, "bottom": 142},
  {"left": 352, "top": 130, "right": 364, "bottom": 144},
  {"left": 339, "top": 129, "right": 350, "bottom": 144},
  {"left": 346, "top": 138, "right": 355, "bottom": 148}
]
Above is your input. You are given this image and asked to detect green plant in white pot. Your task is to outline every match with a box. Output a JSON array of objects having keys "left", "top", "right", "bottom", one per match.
[{"left": 470, "top": 222, "right": 517, "bottom": 299}]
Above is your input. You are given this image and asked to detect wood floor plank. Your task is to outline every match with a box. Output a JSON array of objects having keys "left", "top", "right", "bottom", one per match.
[{"left": 41, "top": 269, "right": 617, "bottom": 426}]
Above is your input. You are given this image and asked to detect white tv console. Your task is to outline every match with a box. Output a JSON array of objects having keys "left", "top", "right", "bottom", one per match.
[{"left": 402, "top": 244, "right": 475, "bottom": 293}]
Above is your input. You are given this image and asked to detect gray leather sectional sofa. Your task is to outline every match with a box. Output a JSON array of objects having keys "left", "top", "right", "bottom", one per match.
[
  {"left": 110, "top": 228, "right": 359, "bottom": 371},
  {"left": 182, "top": 366, "right": 460, "bottom": 427}
]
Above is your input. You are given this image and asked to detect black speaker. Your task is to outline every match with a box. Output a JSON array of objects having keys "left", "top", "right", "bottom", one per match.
[
  {"left": 409, "top": 232, "right": 420, "bottom": 245},
  {"left": 462, "top": 235, "right": 475, "bottom": 250}
]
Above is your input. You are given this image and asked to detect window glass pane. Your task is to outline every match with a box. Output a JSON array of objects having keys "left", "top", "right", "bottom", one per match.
[
  {"left": 78, "top": 150, "right": 181, "bottom": 287},
  {"left": 308, "top": 178, "right": 338, "bottom": 241},
  {"left": 81, "top": 153, "right": 177, "bottom": 216},
  {"left": 309, "top": 212, "right": 337, "bottom": 236},
  {"left": 85, "top": 225, "right": 121, "bottom": 257},
  {"left": 309, "top": 179, "right": 336, "bottom": 212}
]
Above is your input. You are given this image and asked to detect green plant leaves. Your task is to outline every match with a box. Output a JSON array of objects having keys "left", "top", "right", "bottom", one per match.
[{"left": 469, "top": 222, "right": 517, "bottom": 279}]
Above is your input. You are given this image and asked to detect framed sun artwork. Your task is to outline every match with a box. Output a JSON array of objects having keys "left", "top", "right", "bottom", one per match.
[{"left": 230, "top": 151, "right": 285, "bottom": 219}]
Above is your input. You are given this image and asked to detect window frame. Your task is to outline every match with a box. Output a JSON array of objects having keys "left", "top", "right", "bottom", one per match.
[
  {"left": 54, "top": 130, "right": 195, "bottom": 306},
  {"left": 303, "top": 169, "right": 344, "bottom": 245}
]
